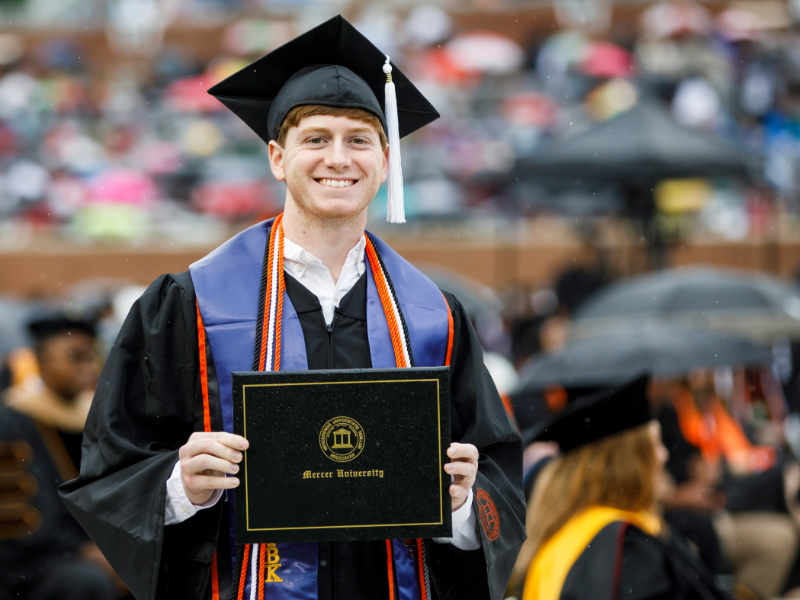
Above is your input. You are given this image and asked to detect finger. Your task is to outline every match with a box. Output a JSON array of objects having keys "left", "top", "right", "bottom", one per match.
[
  {"left": 184, "top": 474, "right": 240, "bottom": 491},
  {"left": 446, "top": 443, "right": 479, "bottom": 462},
  {"left": 183, "top": 438, "right": 245, "bottom": 463},
  {"left": 444, "top": 462, "right": 477, "bottom": 478},
  {"left": 449, "top": 483, "right": 468, "bottom": 499},
  {"left": 183, "top": 454, "right": 240, "bottom": 476},
  {"left": 453, "top": 472, "right": 476, "bottom": 489},
  {"left": 187, "top": 431, "right": 249, "bottom": 451},
  {"left": 212, "top": 432, "right": 249, "bottom": 450}
]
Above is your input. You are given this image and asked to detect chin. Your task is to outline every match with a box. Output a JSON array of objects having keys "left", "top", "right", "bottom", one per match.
[
  {"left": 294, "top": 188, "right": 375, "bottom": 221},
  {"left": 314, "top": 203, "right": 367, "bottom": 221}
]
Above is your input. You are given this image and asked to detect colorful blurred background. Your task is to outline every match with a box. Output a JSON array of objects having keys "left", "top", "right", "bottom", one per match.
[
  {"left": 8, "top": 2, "right": 800, "bottom": 597},
  {"left": 0, "top": 0, "right": 796, "bottom": 296}
]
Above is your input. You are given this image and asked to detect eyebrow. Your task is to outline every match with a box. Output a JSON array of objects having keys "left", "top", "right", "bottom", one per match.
[{"left": 297, "top": 126, "right": 377, "bottom": 136}]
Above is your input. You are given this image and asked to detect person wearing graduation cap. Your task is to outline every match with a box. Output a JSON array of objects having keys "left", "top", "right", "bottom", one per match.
[
  {"left": 59, "top": 15, "right": 526, "bottom": 600},
  {"left": 512, "top": 375, "right": 730, "bottom": 600}
]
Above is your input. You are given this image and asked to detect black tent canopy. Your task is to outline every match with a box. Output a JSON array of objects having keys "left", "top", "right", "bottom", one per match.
[{"left": 517, "top": 101, "right": 751, "bottom": 183}]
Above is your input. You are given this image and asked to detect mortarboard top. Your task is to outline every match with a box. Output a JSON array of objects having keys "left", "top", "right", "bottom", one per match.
[
  {"left": 208, "top": 15, "right": 440, "bottom": 144},
  {"left": 27, "top": 309, "right": 97, "bottom": 341},
  {"left": 523, "top": 374, "right": 652, "bottom": 453}
]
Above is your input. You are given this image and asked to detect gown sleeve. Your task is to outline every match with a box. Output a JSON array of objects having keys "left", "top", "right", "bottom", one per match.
[
  {"left": 59, "top": 272, "right": 224, "bottom": 600},
  {"left": 426, "top": 292, "right": 526, "bottom": 600}
]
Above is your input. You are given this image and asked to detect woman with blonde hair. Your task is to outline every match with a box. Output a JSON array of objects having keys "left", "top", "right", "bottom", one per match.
[{"left": 514, "top": 375, "right": 729, "bottom": 600}]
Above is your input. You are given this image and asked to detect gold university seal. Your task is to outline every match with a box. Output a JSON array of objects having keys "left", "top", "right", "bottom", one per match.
[{"left": 319, "top": 416, "right": 365, "bottom": 462}]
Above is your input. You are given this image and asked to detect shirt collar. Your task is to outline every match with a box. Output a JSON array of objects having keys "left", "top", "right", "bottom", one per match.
[
  {"left": 283, "top": 235, "right": 366, "bottom": 277},
  {"left": 346, "top": 235, "right": 367, "bottom": 276}
]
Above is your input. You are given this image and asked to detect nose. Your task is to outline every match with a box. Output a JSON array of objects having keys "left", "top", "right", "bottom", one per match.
[{"left": 323, "top": 138, "right": 351, "bottom": 171}]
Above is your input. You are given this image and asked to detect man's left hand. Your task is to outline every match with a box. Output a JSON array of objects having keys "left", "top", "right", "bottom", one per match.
[{"left": 445, "top": 442, "right": 478, "bottom": 512}]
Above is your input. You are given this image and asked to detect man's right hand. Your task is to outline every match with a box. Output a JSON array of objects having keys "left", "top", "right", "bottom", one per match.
[{"left": 179, "top": 432, "right": 249, "bottom": 505}]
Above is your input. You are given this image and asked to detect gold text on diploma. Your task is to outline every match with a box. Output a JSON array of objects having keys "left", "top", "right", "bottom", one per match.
[{"left": 302, "top": 469, "right": 385, "bottom": 479}]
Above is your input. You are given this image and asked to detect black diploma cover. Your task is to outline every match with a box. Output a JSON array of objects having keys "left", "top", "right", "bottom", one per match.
[{"left": 232, "top": 367, "right": 452, "bottom": 543}]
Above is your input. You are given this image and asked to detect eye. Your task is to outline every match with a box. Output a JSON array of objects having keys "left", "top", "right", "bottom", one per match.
[
  {"left": 309, "top": 137, "right": 324, "bottom": 144},
  {"left": 352, "top": 137, "right": 368, "bottom": 145}
]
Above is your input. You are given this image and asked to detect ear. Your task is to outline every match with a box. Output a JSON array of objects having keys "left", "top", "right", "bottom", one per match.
[
  {"left": 268, "top": 141, "right": 286, "bottom": 181},
  {"left": 381, "top": 143, "right": 389, "bottom": 184}
]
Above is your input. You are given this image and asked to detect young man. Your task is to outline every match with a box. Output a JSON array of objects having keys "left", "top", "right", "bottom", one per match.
[
  {"left": 0, "top": 311, "right": 120, "bottom": 600},
  {"left": 61, "top": 16, "right": 525, "bottom": 600}
]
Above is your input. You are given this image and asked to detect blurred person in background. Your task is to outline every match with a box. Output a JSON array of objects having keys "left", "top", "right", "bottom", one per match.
[
  {"left": 510, "top": 267, "right": 607, "bottom": 371},
  {"left": 510, "top": 267, "right": 609, "bottom": 432},
  {"left": 510, "top": 375, "right": 728, "bottom": 600},
  {"left": 0, "top": 310, "right": 126, "bottom": 599},
  {"left": 653, "top": 370, "right": 800, "bottom": 599},
  {"left": 650, "top": 377, "right": 730, "bottom": 585}
]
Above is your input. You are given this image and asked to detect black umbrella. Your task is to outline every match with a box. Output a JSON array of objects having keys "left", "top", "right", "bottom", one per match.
[
  {"left": 517, "top": 326, "right": 771, "bottom": 391},
  {"left": 571, "top": 266, "right": 800, "bottom": 341},
  {"left": 516, "top": 101, "right": 751, "bottom": 182}
]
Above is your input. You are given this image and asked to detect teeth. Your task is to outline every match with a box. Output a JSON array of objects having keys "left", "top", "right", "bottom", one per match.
[{"left": 320, "top": 179, "right": 354, "bottom": 188}]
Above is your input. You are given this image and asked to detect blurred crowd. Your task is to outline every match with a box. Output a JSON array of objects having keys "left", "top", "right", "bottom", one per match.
[{"left": 0, "top": 0, "right": 799, "bottom": 245}]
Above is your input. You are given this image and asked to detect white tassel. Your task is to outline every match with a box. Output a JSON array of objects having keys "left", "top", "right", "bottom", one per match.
[{"left": 383, "top": 56, "right": 405, "bottom": 224}]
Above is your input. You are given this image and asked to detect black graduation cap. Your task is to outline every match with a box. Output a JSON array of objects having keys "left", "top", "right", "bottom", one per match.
[
  {"left": 27, "top": 309, "right": 97, "bottom": 342},
  {"left": 523, "top": 374, "right": 652, "bottom": 453},
  {"left": 207, "top": 15, "right": 439, "bottom": 144}
]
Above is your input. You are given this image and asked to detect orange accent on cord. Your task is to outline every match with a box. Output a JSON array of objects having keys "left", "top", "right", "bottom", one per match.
[
  {"left": 273, "top": 219, "right": 286, "bottom": 371},
  {"left": 196, "top": 301, "right": 212, "bottom": 433},
  {"left": 442, "top": 293, "right": 454, "bottom": 367},
  {"left": 365, "top": 238, "right": 406, "bottom": 368},
  {"left": 211, "top": 552, "right": 220, "bottom": 600},
  {"left": 258, "top": 543, "right": 266, "bottom": 600},
  {"left": 416, "top": 539, "right": 427, "bottom": 599},
  {"left": 385, "top": 540, "right": 396, "bottom": 600},
  {"left": 237, "top": 544, "right": 250, "bottom": 600},
  {"left": 197, "top": 304, "right": 219, "bottom": 597}
]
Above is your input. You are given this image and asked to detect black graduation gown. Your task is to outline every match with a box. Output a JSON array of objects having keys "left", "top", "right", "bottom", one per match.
[
  {"left": 557, "top": 523, "right": 730, "bottom": 600},
  {"left": 0, "top": 406, "right": 89, "bottom": 595},
  {"left": 59, "top": 269, "right": 526, "bottom": 600}
]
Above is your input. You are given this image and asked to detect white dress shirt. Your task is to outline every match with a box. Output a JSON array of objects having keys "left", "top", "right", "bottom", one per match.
[
  {"left": 282, "top": 236, "right": 367, "bottom": 325},
  {"left": 165, "top": 236, "right": 481, "bottom": 550}
]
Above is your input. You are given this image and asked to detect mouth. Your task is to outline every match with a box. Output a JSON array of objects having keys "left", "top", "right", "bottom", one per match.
[{"left": 316, "top": 178, "right": 357, "bottom": 189}]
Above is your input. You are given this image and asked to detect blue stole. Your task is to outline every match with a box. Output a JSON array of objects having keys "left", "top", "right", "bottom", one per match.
[{"left": 189, "top": 218, "right": 450, "bottom": 600}]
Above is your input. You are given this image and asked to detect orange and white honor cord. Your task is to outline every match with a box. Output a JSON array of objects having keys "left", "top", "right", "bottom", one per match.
[
  {"left": 256, "top": 213, "right": 285, "bottom": 373},
  {"left": 364, "top": 234, "right": 414, "bottom": 368}
]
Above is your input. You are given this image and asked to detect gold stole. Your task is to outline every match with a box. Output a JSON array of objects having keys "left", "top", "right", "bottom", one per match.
[{"left": 522, "top": 506, "right": 661, "bottom": 600}]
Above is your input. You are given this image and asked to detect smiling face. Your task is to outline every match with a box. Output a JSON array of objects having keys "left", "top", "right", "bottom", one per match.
[{"left": 268, "top": 112, "right": 389, "bottom": 223}]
